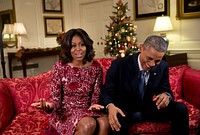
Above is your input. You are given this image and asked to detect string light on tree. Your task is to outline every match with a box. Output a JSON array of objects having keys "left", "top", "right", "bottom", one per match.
[{"left": 102, "top": 0, "right": 138, "bottom": 57}]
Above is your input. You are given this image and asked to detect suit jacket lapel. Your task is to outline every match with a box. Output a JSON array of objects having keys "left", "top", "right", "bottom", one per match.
[
  {"left": 128, "top": 54, "right": 140, "bottom": 92},
  {"left": 145, "top": 66, "right": 158, "bottom": 96}
]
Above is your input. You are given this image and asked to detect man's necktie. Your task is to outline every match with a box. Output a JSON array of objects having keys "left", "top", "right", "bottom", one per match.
[{"left": 139, "top": 70, "right": 145, "bottom": 99}]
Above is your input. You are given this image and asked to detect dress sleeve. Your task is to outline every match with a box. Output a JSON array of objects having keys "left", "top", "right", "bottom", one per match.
[
  {"left": 49, "top": 62, "right": 62, "bottom": 111},
  {"left": 91, "top": 65, "right": 103, "bottom": 105}
]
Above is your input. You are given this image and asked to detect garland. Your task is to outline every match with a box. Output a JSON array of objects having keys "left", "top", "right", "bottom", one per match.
[
  {"left": 56, "top": 32, "right": 65, "bottom": 45},
  {"left": 15, "top": 46, "right": 61, "bottom": 58},
  {"left": 15, "top": 32, "right": 65, "bottom": 58}
]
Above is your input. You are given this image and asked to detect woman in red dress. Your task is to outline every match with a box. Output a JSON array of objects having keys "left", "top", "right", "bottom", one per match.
[{"left": 32, "top": 28, "right": 110, "bottom": 135}]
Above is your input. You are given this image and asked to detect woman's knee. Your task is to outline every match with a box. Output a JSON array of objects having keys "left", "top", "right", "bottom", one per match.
[
  {"left": 97, "top": 116, "right": 110, "bottom": 129},
  {"left": 76, "top": 117, "right": 97, "bottom": 133}
]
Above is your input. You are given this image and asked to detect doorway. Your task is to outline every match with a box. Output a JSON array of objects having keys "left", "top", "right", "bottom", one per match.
[{"left": 79, "top": 0, "right": 113, "bottom": 58}]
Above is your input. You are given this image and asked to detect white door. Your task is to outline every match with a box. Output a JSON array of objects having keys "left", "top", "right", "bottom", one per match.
[{"left": 80, "top": 0, "right": 113, "bottom": 58}]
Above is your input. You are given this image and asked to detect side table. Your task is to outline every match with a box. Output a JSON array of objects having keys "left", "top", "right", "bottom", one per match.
[
  {"left": 163, "top": 53, "right": 187, "bottom": 67},
  {"left": 8, "top": 50, "right": 60, "bottom": 78}
]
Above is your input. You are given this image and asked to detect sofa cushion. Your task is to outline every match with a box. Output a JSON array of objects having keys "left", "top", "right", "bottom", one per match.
[
  {"left": 0, "top": 83, "right": 14, "bottom": 133},
  {"left": 129, "top": 121, "right": 171, "bottom": 134},
  {"left": 3, "top": 110, "right": 49, "bottom": 134},
  {"left": 169, "top": 65, "right": 191, "bottom": 100},
  {"left": 183, "top": 68, "right": 200, "bottom": 109},
  {"left": 1, "top": 71, "right": 51, "bottom": 114}
]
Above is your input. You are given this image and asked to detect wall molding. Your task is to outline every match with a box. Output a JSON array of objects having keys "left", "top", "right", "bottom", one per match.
[{"left": 169, "top": 50, "right": 200, "bottom": 54}]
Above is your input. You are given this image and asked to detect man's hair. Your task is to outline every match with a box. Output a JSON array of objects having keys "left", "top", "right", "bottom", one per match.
[{"left": 143, "top": 35, "right": 168, "bottom": 52}]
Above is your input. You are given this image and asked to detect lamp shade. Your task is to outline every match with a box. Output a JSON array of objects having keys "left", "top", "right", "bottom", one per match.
[
  {"left": 13, "top": 23, "right": 27, "bottom": 35},
  {"left": 2, "top": 24, "right": 14, "bottom": 34},
  {"left": 153, "top": 16, "right": 173, "bottom": 32}
]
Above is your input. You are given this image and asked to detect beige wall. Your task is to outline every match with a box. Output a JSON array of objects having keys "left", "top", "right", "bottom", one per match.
[{"left": 1, "top": 0, "right": 200, "bottom": 78}]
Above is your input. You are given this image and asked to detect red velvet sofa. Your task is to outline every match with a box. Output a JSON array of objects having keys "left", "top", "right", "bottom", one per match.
[{"left": 0, "top": 58, "right": 199, "bottom": 135}]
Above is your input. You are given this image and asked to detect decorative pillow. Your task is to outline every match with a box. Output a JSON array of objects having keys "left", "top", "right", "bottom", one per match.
[
  {"left": 1, "top": 70, "right": 51, "bottom": 114},
  {"left": 169, "top": 65, "right": 190, "bottom": 100},
  {"left": 0, "top": 83, "right": 14, "bottom": 133}
]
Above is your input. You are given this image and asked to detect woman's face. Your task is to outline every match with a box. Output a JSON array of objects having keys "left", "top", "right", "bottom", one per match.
[{"left": 70, "top": 35, "right": 86, "bottom": 63}]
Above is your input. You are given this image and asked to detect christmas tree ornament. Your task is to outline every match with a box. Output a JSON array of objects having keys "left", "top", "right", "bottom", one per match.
[
  {"left": 121, "top": 27, "right": 125, "bottom": 33},
  {"left": 126, "top": 36, "right": 131, "bottom": 42},
  {"left": 128, "top": 26, "right": 133, "bottom": 31},
  {"left": 108, "top": 31, "right": 112, "bottom": 37},
  {"left": 117, "top": 34, "right": 121, "bottom": 40}
]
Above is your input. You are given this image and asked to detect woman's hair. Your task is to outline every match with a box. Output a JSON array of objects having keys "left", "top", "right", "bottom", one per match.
[
  {"left": 59, "top": 28, "right": 95, "bottom": 64},
  {"left": 143, "top": 35, "right": 168, "bottom": 52}
]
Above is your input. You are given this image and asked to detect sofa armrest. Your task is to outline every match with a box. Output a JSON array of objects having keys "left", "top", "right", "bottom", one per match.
[
  {"left": 183, "top": 68, "right": 200, "bottom": 109},
  {"left": 0, "top": 82, "right": 14, "bottom": 133}
]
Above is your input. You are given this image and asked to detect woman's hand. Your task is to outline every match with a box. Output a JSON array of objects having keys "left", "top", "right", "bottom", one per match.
[
  {"left": 31, "top": 98, "right": 54, "bottom": 113},
  {"left": 88, "top": 104, "right": 104, "bottom": 111}
]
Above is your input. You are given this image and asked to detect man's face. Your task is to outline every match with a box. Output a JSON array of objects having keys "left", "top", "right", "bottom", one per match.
[{"left": 139, "top": 46, "right": 165, "bottom": 71}]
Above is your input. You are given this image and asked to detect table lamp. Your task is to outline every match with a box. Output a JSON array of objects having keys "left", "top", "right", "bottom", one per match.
[
  {"left": 13, "top": 23, "right": 27, "bottom": 48},
  {"left": 153, "top": 16, "right": 173, "bottom": 37},
  {"left": 2, "top": 24, "right": 15, "bottom": 44}
]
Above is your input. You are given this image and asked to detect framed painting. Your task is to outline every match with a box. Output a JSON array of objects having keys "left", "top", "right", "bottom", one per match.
[
  {"left": 44, "top": 16, "right": 64, "bottom": 37},
  {"left": 43, "top": 0, "right": 63, "bottom": 13},
  {"left": 176, "top": 0, "right": 200, "bottom": 19},
  {"left": 133, "top": 0, "right": 170, "bottom": 20}
]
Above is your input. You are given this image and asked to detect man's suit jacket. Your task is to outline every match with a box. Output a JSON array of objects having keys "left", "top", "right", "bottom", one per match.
[{"left": 100, "top": 53, "right": 174, "bottom": 114}]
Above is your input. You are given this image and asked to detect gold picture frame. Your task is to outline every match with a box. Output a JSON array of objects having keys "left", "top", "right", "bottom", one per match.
[{"left": 176, "top": 0, "right": 200, "bottom": 19}]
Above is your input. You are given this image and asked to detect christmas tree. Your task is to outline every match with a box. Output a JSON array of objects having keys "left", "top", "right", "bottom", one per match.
[{"left": 103, "top": 0, "right": 138, "bottom": 58}]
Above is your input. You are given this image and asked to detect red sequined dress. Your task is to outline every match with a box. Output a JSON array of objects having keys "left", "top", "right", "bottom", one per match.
[{"left": 48, "top": 60, "right": 104, "bottom": 135}]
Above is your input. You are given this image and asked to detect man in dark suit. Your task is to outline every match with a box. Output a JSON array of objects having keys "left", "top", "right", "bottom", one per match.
[{"left": 100, "top": 35, "right": 189, "bottom": 135}]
